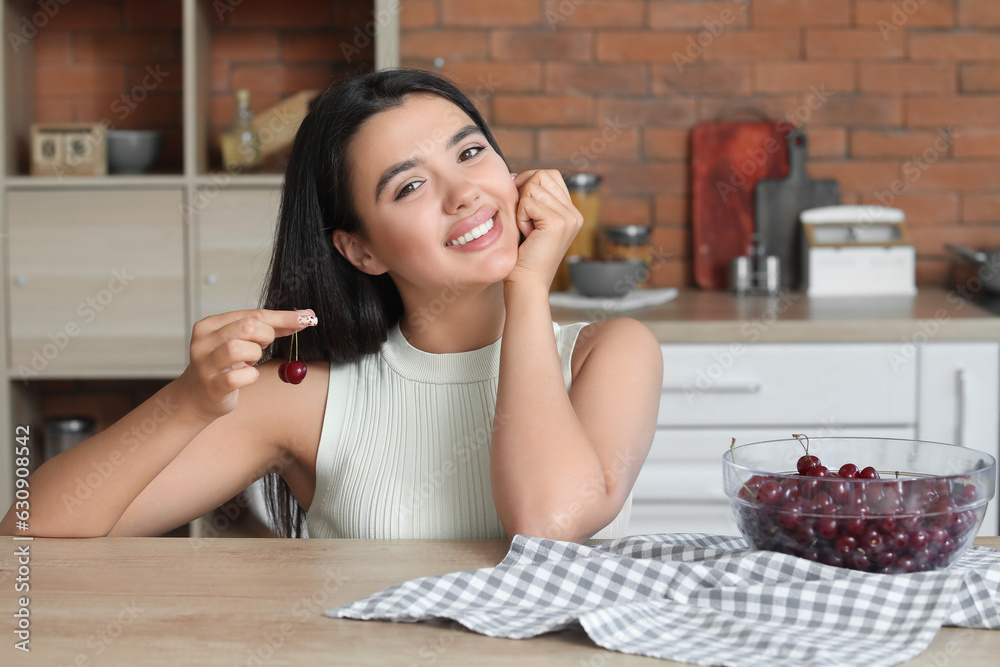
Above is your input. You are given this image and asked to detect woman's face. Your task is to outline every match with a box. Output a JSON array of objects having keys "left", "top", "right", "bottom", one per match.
[{"left": 342, "top": 93, "right": 520, "bottom": 303}]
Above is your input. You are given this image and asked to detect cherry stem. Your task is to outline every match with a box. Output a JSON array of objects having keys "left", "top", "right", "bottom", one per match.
[
  {"left": 793, "top": 433, "right": 810, "bottom": 456},
  {"left": 730, "top": 437, "right": 754, "bottom": 499},
  {"left": 287, "top": 331, "right": 294, "bottom": 363},
  {"left": 294, "top": 329, "right": 299, "bottom": 361}
]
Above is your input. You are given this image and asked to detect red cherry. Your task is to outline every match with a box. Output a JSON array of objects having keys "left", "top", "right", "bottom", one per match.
[
  {"left": 816, "top": 517, "right": 838, "bottom": 539},
  {"left": 834, "top": 534, "right": 857, "bottom": 555},
  {"left": 756, "top": 479, "right": 782, "bottom": 506},
  {"left": 285, "top": 361, "right": 307, "bottom": 385},
  {"left": 849, "top": 550, "right": 871, "bottom": 571},
  {"left": 828, "top": 480, "right": 850, "bottom": 504},
  {"left": 805, "top": 465, "right": 830, "bottom": 478},
  {"left": 961, "top": 484, "right": 979, "bottom": 504},
  {"left": 797, "top": 455, "right": 821, "bottom": 475},
  {"left": 778, "top": 505, "right": 802, "bottom": 530},
  {"left": 838, "top": 463, "right": 860, "bottom": 479},
  {"left": 278, "top": 362, "right": 289, "bottom": 383},
  {"left": 779, "top": 478, "right": 801, "bottom": 504},
  {"left": 860, "top": 466, "right": 880, "bottom": 479},
  {"left": 909, "top": 528, "right": 929, "bottom": 550}
]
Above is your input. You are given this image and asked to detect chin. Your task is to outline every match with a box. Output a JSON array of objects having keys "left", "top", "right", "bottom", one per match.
[
  {"left": 479, "top": 255, "right": 518, "bottom": 286},
  {"left": 476, "top": 241, "right": 519, "bottom": 286}
]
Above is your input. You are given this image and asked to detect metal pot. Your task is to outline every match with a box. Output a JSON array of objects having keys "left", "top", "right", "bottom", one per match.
[{"left": 945, "top": 244, "right": 1000, "bottom": 294}]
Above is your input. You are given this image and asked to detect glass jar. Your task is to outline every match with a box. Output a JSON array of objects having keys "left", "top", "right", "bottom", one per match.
[
  {"left": 554, "top": 173, "right": 602, "bottom": 291},
  {"left": 43, "top": 415, "right": 96, "bottom": 461},
  {"left": 220, "top": 89, "right": 262, "bottom": 173},
  {"left": 601, "top": 225, "right": 652, "bottom": 288}
]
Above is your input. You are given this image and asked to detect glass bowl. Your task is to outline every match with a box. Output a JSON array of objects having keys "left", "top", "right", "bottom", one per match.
[{"left": 722, "top": 437, "right": 996, "bottom": 573}]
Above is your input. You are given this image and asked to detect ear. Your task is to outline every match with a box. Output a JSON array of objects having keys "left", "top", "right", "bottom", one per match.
[{"left": 332, "top": 230, "right": 389, "bottom": 276}]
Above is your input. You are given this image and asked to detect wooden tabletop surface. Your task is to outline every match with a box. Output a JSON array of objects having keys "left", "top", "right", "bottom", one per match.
[{"left": 2, "top": 536, "right": 999, "bottom": 666}]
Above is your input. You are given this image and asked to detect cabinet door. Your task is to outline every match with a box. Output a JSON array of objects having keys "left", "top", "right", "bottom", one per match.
[
  {"left": 196, "top": 188, "right": 279, "bottom": 318},
  {"left": 7, "top": 190, "right": 187, "bottom": 376},
  {"left": 659, "top": 343, "right": 917, "bottom": 427},
  {"left": 918, "top": 342, "right": 1000, "bottom": 536},
  {"left": 629, "top": 501, "right": 739, "bottom": 537}
]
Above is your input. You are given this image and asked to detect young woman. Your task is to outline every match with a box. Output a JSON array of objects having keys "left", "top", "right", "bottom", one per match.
[{"left": 1, "top": 69, "right": 662, "bottom": 542}]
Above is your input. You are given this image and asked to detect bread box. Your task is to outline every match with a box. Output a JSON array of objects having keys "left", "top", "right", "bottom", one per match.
[{"left": 800, "top": 205, "right": 916, "bottom": 297}]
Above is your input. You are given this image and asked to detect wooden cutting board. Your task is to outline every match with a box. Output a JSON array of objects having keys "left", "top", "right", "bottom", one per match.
[
  {"left": 691, "top": 122, "right": 791, "bottom": 289},
  {"left": 754, "top": 128, "right": 841, "bottom": 290}
]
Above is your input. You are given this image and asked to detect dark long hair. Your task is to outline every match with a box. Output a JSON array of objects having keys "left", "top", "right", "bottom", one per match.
[{"left": 258, "top": 68, "right": 506, "bottom": 537}]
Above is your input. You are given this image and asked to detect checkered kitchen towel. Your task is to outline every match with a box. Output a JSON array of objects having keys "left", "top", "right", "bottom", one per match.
[{"left": 329, "top": 533, "right": 1000, "bottom": 667}]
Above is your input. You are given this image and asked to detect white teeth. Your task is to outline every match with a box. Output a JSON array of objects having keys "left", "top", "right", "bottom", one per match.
[{"left": 446, "top": 217, "right": 494, "bottom": 247}]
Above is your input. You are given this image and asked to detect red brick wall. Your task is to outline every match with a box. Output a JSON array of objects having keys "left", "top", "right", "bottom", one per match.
[
  {"left": 208, "top": 0, "right": 374, "bottom": 169},
  {"left": 30, "top": 0, "right": 374, "bottom": 174},
  {"left": 400, "top": 0, "right": 1000, "bottom": 288}
]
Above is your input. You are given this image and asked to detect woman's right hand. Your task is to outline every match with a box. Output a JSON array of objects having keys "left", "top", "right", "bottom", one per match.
[{"left": 176, "top": 308, "right": 318, "bottom": 422}]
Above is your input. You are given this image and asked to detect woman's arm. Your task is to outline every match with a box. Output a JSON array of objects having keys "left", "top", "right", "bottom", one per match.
[
  {"left": 0, "top": 309, "right": 319, "bottom": 537},
  {"left": 491, "top": 171, "right": 662, "bottom": 543}
]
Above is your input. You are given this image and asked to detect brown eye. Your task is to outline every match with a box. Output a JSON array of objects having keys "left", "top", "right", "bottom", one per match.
[
  {"left": 459, "top": 145, "right": 487, "bottom": 162},
  {"left": 395, "top": 180, "right": 423, "bottom": 200}
]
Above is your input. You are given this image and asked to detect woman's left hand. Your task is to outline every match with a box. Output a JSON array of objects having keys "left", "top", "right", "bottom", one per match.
[{"left": 505, "top": 169, "right": 583, "bottom": 290}]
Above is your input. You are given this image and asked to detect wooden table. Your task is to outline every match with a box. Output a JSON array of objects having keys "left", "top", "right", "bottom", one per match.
[{"left": 2, "top": 536, "right": 999, "bottom": 666}]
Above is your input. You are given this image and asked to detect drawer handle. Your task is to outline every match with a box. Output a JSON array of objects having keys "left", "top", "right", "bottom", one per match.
[
  {"left": 14, "top": 274, "right": 27, "bottom": 286},
  {"left": 954, "top": 369, "right": 966, "bottom": 448},
  {"left": 205, "top": 273, "right": 219, "bottom": 286},
  {"left": 662, "top": 383, "right": 762, "bottom": 395}
]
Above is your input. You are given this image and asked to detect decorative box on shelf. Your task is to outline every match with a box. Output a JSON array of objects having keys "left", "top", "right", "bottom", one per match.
[{"left": 30, "top": 122, "right": 108, "bottom": 177}]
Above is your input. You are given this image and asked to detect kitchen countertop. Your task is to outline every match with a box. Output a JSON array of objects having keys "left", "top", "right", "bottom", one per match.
[
  {"left": 3, "top": 536, "right": 998, "bottom": 666},
  {"left": 552, "top": 288, "right": 1000, "bottom": 343}
]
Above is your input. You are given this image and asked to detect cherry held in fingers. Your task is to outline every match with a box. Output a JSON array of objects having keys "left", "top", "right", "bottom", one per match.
[
  {"left": 279, "top": 328, "right": 307, "bottom": 384},
  {"left": 285, "top": 361, "right": 307, "bottom": 385}
]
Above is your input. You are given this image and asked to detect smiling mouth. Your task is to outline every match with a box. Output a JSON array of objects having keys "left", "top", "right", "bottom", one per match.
[{"left": 445, "top": 215, "right": 496, "bottom": 247}]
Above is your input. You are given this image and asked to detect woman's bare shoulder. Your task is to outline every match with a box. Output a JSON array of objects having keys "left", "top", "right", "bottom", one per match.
[
  {"left": 250, "top": 359, "right": 330, "bottom": 468},
  {"left": 570, "top": 318, "right": 661, "bottom": 382}
]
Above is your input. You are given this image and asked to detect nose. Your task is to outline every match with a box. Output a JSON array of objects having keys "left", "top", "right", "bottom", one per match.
[{"left": 442, "top": 173, "right": 480, "bottom": 214}]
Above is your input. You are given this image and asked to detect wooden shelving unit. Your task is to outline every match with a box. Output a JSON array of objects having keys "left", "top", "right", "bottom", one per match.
[{"left": 0, "top": 0, "right": 398, "bottom": 512}]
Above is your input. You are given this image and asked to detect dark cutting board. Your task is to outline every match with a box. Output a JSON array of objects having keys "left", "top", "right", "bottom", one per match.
[
  {"left": 754, "top": 129, "right": 840, "bottom": 290},
  {"left": 691, "top": 122, "right": 791, "bottom": 289}
]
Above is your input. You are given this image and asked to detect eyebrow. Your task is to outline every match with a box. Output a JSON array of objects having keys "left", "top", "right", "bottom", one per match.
[{"left": 374, "top": 124, "right": 486, "bottom": 201}]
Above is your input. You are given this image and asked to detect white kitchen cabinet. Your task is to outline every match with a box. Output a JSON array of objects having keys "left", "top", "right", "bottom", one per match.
[
  {"left": 658, "top": 343, "right": 917, "bottom": 427},
  {"left": 631, "top": 341, "right": 1000, "bottom": 538},
  {"left": 6, "top": 189, "right": 188, "bottom": 377},
  {"left": 196, "top": 188, "right": 280, "bottom": 318},
  {"left": 917, "top": 342, "right": 1000, "bottom": 537}
]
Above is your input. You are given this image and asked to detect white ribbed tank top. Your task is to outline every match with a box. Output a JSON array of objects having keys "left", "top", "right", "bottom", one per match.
[{"left": 305, "top": 321, "right": 632, "bottom": 539}]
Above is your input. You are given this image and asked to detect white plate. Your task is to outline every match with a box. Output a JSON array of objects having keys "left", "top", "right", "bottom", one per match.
[{"left": 548, "top": 287, "right": 678, "bottom": 311}]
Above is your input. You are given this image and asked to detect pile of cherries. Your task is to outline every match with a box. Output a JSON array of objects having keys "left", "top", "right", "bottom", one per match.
[{"left": 735, "top": 449, "right": 984, "bottom": 573}]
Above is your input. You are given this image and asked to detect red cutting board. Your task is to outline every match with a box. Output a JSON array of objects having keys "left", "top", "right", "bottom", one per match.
[{"left": 691, "top": 122, "right": 791, "bottom": 289}]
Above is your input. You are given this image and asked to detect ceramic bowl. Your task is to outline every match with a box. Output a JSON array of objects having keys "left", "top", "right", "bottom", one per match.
[
  {"left": 107, "top": 130, "right": 162, "bottom": 174},
  {"left": 568, "top": 258, "right": 646, "bottom": 297}
]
